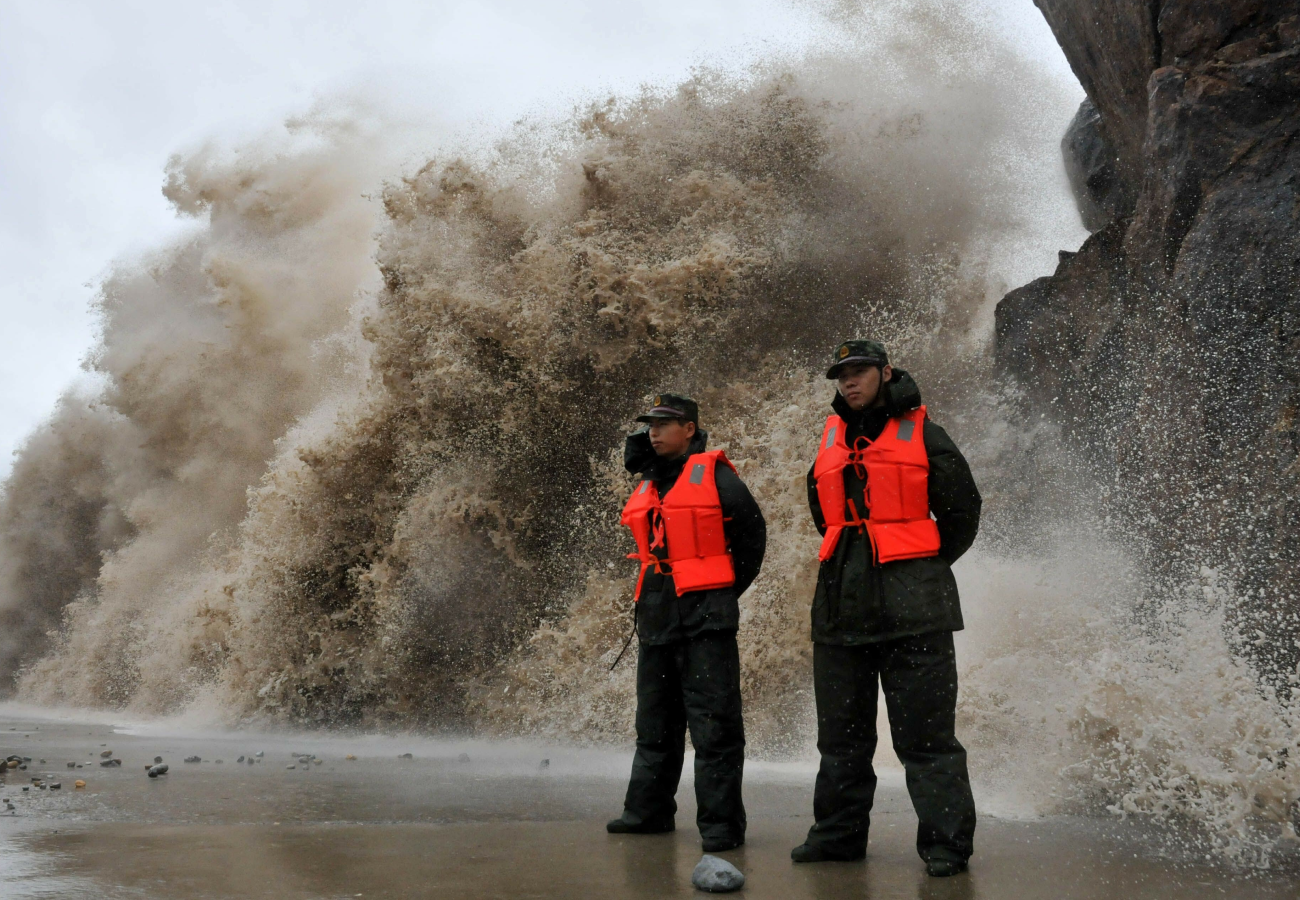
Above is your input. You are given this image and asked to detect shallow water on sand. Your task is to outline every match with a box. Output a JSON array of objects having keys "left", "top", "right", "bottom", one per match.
[{"left": 0, "top": 706, "right": 1295, "bottom": 899}]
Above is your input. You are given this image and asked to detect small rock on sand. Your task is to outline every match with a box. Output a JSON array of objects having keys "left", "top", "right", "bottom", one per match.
[
  {"left": 154, "top": 756, "right": 163, "bottom": 764},
  {"left": 100, "top": 750, "right": 113, "bottom": 758},
  {"left": 74, "top": 780, "right": 86, "bottom": 789},
  {"left": 399, "top": 753, "right": 413, "bottom": 759},
  {"left": 148, "top": 764, "right": 169, "bottom": 778},
  {"left": 691, "top": 855, "right": 745, "bottom": 893},
  {"left": 184, "top": 756, "right": 201, "bottom": 764}
]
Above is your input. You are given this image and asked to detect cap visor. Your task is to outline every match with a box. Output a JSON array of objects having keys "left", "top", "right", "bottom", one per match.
[
  {"left": 635, "top": 412, "right": 681, "bottom": 423},
  {"left": 826, "top": 356, "right": 882, "bottom": 379}
]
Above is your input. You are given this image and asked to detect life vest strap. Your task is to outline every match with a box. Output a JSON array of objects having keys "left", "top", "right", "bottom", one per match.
[
  {"left": 819, "top": 497, "right": 871, "bottom": 562},
  {"left": 848, "top": 435, "right": 872, "bottom": 480},
  {"left": 626, "top": 550, "right": 675, "bottom": 600}
]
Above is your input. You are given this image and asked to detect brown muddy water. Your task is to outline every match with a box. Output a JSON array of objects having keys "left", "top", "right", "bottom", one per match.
[{"left": 0, "top": 707, "right": 1295, "bottom": 899}]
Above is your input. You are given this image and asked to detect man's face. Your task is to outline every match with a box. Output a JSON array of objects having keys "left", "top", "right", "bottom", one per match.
[
  {"left": 836, "top": 363, "right": 893, "bottom": 411},
  {"left": 648, "top": 418, "right": 696, "bottom": 458}
]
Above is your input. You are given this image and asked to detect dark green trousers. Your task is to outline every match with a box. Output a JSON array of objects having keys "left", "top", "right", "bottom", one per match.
[
  {"left": 620, "top": 633, "right": 746, "bottom": 843},
  {"left": 805, "top": 631, "right": 975, "bottom": 863}
]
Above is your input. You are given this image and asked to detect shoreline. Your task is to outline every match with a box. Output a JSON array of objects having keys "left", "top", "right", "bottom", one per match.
[{"left": 2, "top": 705, "right": 1296, "bottom": 898}]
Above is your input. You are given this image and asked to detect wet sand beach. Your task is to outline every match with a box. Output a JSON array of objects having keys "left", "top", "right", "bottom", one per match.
[{"left": 1, "top": 706, "right": 1295, "bottom": 899}]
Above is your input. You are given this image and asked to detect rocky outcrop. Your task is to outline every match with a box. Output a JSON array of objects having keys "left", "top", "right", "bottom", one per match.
[
  {"left": 1061, "top": 100, "right": 1132, "bottom": 231},
  {"left": 997, "top": 4, "right": 1300, "bottom": 664}
]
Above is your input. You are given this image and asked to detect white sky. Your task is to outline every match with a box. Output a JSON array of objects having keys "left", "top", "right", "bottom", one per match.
[{"left": 0, "top": 0, "right": 1075, "bottom": 474}]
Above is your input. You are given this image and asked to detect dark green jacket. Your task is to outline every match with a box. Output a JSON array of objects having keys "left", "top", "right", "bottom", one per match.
[
  {"left": 625, "top": 429, "right": 767, "bottom": 644},
  {"left": 806, "top": 370, "right": 980, "bottom": 644}
]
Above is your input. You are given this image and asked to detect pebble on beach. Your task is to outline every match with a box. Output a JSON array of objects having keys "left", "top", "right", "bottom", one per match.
[
  {"left": 184, "top": 756, "right": 201, "bottom": 764},
  {"left": 691, "top": 856, "right": 745, "bottom": 893},
  {"left": 100, "top": 750, "right": 113, "bottom": 758},
  {"left": 147, "top": 764, "right": 169, "bottom": 778},
  {"left": 345, "top": 755, "right": 357, "bottom": 761},
  {"left": 74, "top": 780, "right": 86, "bottom": 789},
  {"left": 154, "top": 757, "right": 163, "bottom": 764},
  {"left": 399, "top": 753, "right": 413, "bottom": 759}
]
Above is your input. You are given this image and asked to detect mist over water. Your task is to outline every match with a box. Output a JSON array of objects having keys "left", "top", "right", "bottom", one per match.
[{"left": 1, "top": 1, "right": 1296, "bottom": 867}]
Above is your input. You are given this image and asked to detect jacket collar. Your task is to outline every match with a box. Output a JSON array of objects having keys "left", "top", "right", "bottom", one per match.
[
  {"left": 830, "top": 368, "right": 922, "bottom": 422},
  {"left": 624, "top": 427, "right": 709, "bottom": 477}
]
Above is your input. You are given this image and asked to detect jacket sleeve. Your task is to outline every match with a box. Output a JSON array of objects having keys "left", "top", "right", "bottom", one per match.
[
  {"left": 716, "top": 466, "right": 767, "bottom": 596},
  {"left": 806, "top": 464, "right": 827, "bottom": 535},
  {"left": 923, "top": 419, "right": 981, "bottom": 564}
]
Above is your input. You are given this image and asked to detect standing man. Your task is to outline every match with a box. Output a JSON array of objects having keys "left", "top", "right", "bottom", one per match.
[
  {"left": 792, "top": 341, "right": 980, "bottom": 877},
  {"left": 608, "top": 393, "right": 767, "bottom": 853}
]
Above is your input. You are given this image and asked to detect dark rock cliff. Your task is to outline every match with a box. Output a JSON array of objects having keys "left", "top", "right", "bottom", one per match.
[
  {"left": 1062, "top": 99, "right": 1133, "bottom": 231},
  {"left": 996, "top": 3, "right": 1300, "bottom": 667}
]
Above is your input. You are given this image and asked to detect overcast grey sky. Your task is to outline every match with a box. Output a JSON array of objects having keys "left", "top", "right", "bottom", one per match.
[{"left": 0, "top": 0, "right": 1074, "bottom": 474}]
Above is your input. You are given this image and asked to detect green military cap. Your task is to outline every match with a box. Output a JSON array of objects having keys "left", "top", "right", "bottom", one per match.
[
  {"left": 826, "top": 339, "right": 889, "bottom": 379},
  {"left": 635, "top": 392, "right": 699, "bottom": 424}
]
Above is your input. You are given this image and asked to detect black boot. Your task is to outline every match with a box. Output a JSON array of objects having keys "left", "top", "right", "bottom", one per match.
[
  {"left": 790, "top": 842, "right": 865, "bottom": 863},
  {"left": 702, "top": 835, "right": 744, "bottom": 852},
  {"left": 607, "top": 816, "right": 675, "bottom": 835},
  {"left": 925, "top": 859, "right": 968, "bottom": 877}
]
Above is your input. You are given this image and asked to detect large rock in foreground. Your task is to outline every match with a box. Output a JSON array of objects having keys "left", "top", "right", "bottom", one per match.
[{"left": 998, "top": 4, "right": 1300, "bottom": 664}]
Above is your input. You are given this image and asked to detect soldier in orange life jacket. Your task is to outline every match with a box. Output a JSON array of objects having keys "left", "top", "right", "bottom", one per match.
[
  {"left": 790, "top": 341, "right": 981, "bottom": 878},
  {"left": 607, "top": 393, "right": 766, "bottom": 854}
]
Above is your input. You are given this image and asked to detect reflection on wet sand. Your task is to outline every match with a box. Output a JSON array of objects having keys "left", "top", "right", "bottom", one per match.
[{"left": 8, "top": 816, "right": 1296, "bottom": 900}]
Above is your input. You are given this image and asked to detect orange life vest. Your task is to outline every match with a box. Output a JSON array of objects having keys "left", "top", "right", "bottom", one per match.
[
  {"left": 812, "top": 406, "right": 941, "bottom": 564},
  {"left": 620, "top": 450, "right": 737, "bottom": 599}
]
